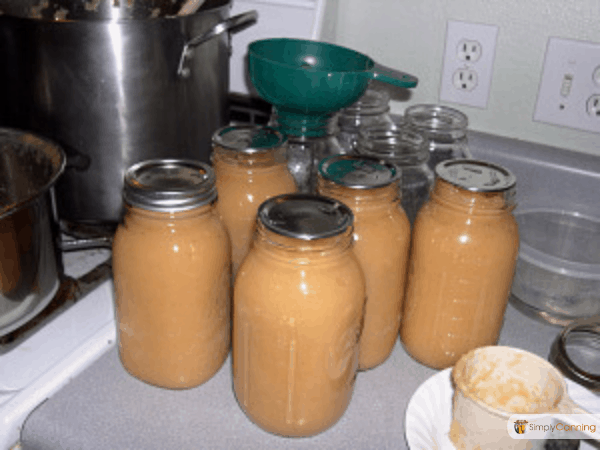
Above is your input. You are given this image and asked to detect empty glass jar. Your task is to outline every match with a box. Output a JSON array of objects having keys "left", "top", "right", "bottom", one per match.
[
  {"left": 404, "top": 104, "right": 471, "bottom": 171},
  {"left": 549, "top": 316, "right": 600, "bottom": 393},
  {"left": 337, "top": 88, "right": 394, "bottom": 153},
  {"left": 357, "top": 124, "right": 433, "bottom": 227}
]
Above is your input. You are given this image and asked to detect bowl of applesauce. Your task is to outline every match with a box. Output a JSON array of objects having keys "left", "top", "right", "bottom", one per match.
[{"left": 510, "top": 208, "right": 600, "bottom": 326}]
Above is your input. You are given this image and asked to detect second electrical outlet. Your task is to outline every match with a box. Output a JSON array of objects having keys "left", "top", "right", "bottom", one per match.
[{"left": 439, "top": 20, "right": 499, "bottom": 109}]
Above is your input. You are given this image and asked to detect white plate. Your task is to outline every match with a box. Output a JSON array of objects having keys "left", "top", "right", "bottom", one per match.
[{"left": 405, "top": 368, "right": 600, "bottom": 450}]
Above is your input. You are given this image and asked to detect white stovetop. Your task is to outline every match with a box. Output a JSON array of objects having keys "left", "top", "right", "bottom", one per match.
[{"left": 0, "top": 248, "right": 116, "bottom": 450}]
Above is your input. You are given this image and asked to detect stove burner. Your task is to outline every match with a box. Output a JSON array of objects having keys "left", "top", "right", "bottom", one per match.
[
  {"left": 0, "top": 258, "right": 112, "bottom": 353},
  {"left": 60, "top": 220, "right": 116, "bottom": 241}
]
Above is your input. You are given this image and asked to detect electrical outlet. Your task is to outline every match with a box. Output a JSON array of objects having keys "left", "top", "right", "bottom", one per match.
[
  {"left": 453, "top": 68, "right": 478, "bottom": 91},
  {"left": 534, "top": 37, "right": 600, "bottom": 133},
  {"left": 439, "top": 20, "right": 499, "bottom": 109},
  {"left": 457, "top": 39, "right": 482, "bottom": 62},
  {"left": 587, "top": 94, "right": 600, "bottom": 117}
]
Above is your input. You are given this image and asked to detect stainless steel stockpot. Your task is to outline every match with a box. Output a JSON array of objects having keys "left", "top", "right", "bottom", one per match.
[
  {"left": 0, "top": 0, "right": 257, "bottom": 226},
  {"left": 0, "top": 128, "right": 65, "bottom": 337}
]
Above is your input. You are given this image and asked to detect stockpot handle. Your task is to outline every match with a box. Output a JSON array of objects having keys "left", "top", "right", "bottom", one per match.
[
  {"left": 59, "top": 235, "right": 113, "bottom": 252},
  {"left": 177, "top": 10, "right": 259, "bottom": 78}
]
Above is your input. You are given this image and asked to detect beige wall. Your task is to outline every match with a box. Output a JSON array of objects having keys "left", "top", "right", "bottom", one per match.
[{"left": 320, "top": 0, "right": 600, "bottom": 156}]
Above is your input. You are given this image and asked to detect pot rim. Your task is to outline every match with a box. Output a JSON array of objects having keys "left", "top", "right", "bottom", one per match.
[{"left": 0, "top": 127, "right": 66, "bottom": 221}]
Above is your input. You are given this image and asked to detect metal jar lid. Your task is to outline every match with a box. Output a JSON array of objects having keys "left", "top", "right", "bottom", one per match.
[
  {"left": 123, "top": 159, "right": 217, "bottom": 212},
  {"left": 258, "top": 194, "right": 354, "bottom": 240},
  {"left": 212, "top": 125, "right": 286, "bottom": 154},
  {"left": 318, "top": 154, "right": 399, "bottom": 189},
  {"left": 435, "top": 159, "right": 516, "bottom": 193}
]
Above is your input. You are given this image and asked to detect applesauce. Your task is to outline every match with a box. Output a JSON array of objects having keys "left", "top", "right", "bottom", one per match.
[
  {"left": 233, "top": 194, "right": 366, "bottom": 437},
  {"left": 400, "top": 159, "right": 519, "bottom": 370},
  {"left": 317, "top": 155, "right": 411, "bottom": 370},
  {"left": 0, "top": 213, "right": 20, "bottom": 294},
  {"left": 211, "top": 125, "right": 296, "bottom": 278},
  {"left": 113, "top": 159, "right": 231, "bottom": 389}
]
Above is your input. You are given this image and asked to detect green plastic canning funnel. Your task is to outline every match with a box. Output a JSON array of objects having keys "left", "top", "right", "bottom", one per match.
[{"left": 248, "top": 38, "right": 418, "bottom": 135}]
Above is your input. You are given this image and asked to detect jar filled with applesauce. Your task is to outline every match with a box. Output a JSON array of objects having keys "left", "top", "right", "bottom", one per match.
[
  {"left": 211, "top": 125, "right": 296, "bottom": 278},
  {"left": 233, "top": 194, "right": 366, "bottom": 437},
  {"left": 317, "top": 155, "right": 411, "bottom": 370},
  {"left": 400, "top": 159, "right": 519, "bottom": 370},
  {"left": 112, "top": 159, "right": 231, "bottom": 389}
]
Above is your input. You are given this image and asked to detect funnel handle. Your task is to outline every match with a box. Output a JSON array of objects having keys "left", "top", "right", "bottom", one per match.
[
  {"left": 178, "top": 10, "right": 258, "bottom": 77},
  {"left": 366, "top": 63, "right": 418, "bottom": 89}
]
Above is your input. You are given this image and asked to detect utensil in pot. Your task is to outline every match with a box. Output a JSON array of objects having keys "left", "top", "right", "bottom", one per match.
[
  {"left": 0, "top": 128, "right": 111, "bottom": 338},
  {"left": 178, "top": 0, "right": 206, "bottom": 16},
  {"left": 0, "top": 0, "right": 207, "bottom": 20}
]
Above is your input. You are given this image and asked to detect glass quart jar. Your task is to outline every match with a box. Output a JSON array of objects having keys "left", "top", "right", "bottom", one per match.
[
  {"left": 233, "top": 194, "right": 366, "bottom": 437},
  {"left": 357, "top": 124, "right": 434, "bottom": 227},
  {"left": 548, "top": 317, "right": 600, "bottom": 393},
  {"left": 112, "top": 159, "right": 231, "bottom": 389},
  {"left": 211, "top": 125, "right": 296, "bottom": 278},
  {"left": 337, "top": 88, "right": 394, "bottom": 153},
  {"left": 400, "top": 159, "right": 519, "bottom": 370},
  {"left": 270, "top": 108, "right": 346, "bottom": 193},
  {"left": 317, "top": 155, "right": 411, "bottom": 370},
  {"left": 404, "top": 104, "right": 471, "bottom": 172}
]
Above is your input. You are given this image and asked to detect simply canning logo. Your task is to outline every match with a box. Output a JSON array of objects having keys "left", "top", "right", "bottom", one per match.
[
  {"left": 514, "top": 420, "right": 528, "bottom": 434},
  {"left": 508, "top": 415, "right": 600, "bottom": 440}
]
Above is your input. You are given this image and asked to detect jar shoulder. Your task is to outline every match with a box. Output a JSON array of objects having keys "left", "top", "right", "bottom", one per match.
[
  {"left": 412, "top": 202, "right": 519, "bottom": 261},
  {"left": 114, "top": 210, "right": 230, "bottom": 254},
  {"left": 235, "top": 247, "right": 365, "bottom": 313},
  {"left": 416, "top": 201, "right": 518, "bottom": 232}
]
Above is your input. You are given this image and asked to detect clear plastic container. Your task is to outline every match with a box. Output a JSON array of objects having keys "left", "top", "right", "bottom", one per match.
[
  {"left": 356, "top": 124, "right": 433, "bottom": 227},
  {"left": 404, "top": 104, "right": 471, "bottom": 172},
  {"left": 510, "top": 209, "right": 600, "bottom": 325},
  {"left": 337, "top": 88, "right": 394, "bottom": 153}
]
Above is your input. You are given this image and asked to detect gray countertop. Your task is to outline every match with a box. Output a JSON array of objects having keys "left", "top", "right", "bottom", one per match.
[
  {"left": 20, "top": 131, "right": 600, "bottom": 449},
  {"left": 20, "top": 299, "right": 562, "bottom": 450}
]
